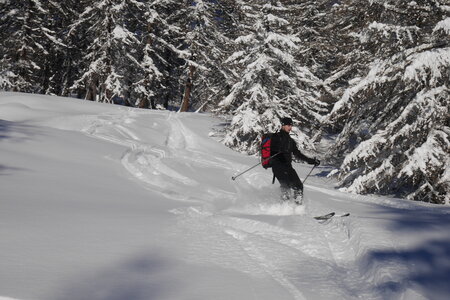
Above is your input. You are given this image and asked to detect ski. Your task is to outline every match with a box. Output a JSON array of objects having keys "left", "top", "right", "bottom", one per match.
[
  {"left": 313, "top": 212, "right": 350, "bottom": 221},
  {"left": 314, "top": 212, "right": 335, "bottom": 220}
]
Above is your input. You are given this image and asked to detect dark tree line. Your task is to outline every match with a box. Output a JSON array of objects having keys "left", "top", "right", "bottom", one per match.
[{"left": 0, "top": 0, "right": 237, "bottom": 110}]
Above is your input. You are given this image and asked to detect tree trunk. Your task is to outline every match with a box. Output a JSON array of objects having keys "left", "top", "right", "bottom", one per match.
[
  {"left": 180, "top": 65, "right": 195, "bottom": 112},
  {"left": 138, "top": 98, "right": 150, "bottom": 108},
  {"left": 86, "top": 76, "right": 97, "bottom": 101}
]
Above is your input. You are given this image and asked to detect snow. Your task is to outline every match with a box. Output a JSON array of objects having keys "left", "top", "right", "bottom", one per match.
[
  {"left": 265, "top": 14, "right": 289, "bottom": 26},
  {"left": 404, "top": 48, "right": 450, "bottom": 85},
  {"left": 112, "top": 25, "right": 130, "bottom": 41},
  {"left": 367, "top": 21, "right": 419, "bottom": 42},
  {"left": 0, "top": 71, "right": 15, "bottom": 89},
  {"left": 235, "top": 33, "right": 255, "bottom": 44},
  {"left": 434, "top": 17, "right": 450, "bottom": 34},
  {"left": 1, "top": 92, "right": 450, "bottom": 300},
  {"left": 265, "top": 32, "right": 298, "bottom": 50}
]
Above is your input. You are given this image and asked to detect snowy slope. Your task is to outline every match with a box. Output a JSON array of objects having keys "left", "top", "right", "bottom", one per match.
[{"left": 1, "top": 92, "right": 449, "bottom": 300}]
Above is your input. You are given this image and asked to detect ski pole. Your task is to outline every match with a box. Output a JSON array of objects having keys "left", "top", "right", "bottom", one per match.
[
  {"left": 302, "top": 165, "right": 316, "bottom": 184},
  {"left": 231, "top": 153, "right": 279, "bottom": 181}
]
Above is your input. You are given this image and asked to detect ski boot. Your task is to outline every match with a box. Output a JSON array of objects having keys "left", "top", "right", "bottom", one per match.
[
  {"left": 293, "top": 189, "right": 303, "bottom": 205},
  {"left": 280, "top": 187, "right": 290, "bottom": 202}
]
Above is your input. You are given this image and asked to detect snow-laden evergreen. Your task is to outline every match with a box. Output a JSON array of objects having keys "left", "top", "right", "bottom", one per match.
[
  {"left": 129, "top": 0, "right": 175, "bottom": 109},
  {"left": 69, "top": 0, "right": 149, "bottom": 104},
  {"left": 217, "top": 0, "right": 327, "bottom": 154},
  {"left": 0, "top": 0, "right": 67, "bottom": 93},
  {"left": 321, "top": 0, "right": 450, "bottom": 204},
  {"left": 175, "top": 0, "right": 234, "bottom": 112}
]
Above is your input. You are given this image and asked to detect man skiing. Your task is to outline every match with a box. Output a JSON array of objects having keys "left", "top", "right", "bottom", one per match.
[{"left": 270, "top": 117, "right": 320, "bottom": 204}]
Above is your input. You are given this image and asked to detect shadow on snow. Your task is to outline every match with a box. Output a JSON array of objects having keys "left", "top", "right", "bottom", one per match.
[{"left": 362, "top": 205, "right": 450, "bottom": 299}]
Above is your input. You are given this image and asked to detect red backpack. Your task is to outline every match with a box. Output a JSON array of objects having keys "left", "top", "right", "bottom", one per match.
[{"left": 261, "top": 133, "right": 274, "bottom": 169}]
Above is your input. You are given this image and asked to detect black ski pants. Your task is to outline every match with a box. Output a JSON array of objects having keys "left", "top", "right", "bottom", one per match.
[{"left": 272, "top": 162, "right": 303, "bottom": 193}]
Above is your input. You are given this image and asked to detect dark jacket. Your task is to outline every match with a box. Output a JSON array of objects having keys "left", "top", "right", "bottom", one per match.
[{"left": 270, "top": 130, "right": 315, "bottom": 165}]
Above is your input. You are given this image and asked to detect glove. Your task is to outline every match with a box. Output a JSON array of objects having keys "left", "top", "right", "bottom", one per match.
[{"left": 313, "top": 158, "right": 320, "bottom": 166}]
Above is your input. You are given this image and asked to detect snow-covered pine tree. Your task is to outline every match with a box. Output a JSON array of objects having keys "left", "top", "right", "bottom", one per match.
[
  {"left": 131, "top": 0, "right": 190, "bottom": 110},
  {"left": 217, "top": 0, "right": 326, "bottom": 154},
  {"left": 284, "top": 0, "right": 349, "bottom": 80},
  {"left": 128, "top": 1, "right": 172, "bottom": 109},
  {"left": 170, "top": 0, "right": 234, "bottom": 112},
  {"left": 69, "top": 0, "right": 147, "bottom": 104},
  {"left": 43, "top": 1, "right": 79, "bottom": 96},
  {"left": 54, "top": 1, "right": 87, "bottom": 98},
  {"left": 0, "top": 0, "right": 13, "bottom": 90},
  {"left": 0, "top": 0, "right": 66, "bottom": 93},
  {"left": 314, "top": 0, "right": 373, "bottom": 99},
  {"left": 322, "top": 0, "right": 450, "bottom": 204}
]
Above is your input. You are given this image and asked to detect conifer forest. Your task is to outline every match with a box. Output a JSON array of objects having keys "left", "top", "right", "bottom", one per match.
[{"left": 1, "top": 0, "right": 449, "bottom": 204}]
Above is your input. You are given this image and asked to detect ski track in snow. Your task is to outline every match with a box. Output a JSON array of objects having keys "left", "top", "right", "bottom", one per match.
[
  {"left": 72, "top": 108, "right": 395, "bottom": 300},
  {"left": 66, "top": 106, "right": 448, "bottom": 300},
  {"left": 3, "top": 95, "right": 448, "bottom": 300}
]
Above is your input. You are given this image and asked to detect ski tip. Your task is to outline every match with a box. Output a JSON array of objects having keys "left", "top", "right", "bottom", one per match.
[{"left": 313, "top": 212, "right": 335, "bottom": 220}]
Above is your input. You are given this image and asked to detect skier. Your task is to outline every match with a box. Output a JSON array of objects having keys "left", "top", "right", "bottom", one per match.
[{"left": 271, "top": 117, "right": 320, "bottom": 204}]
